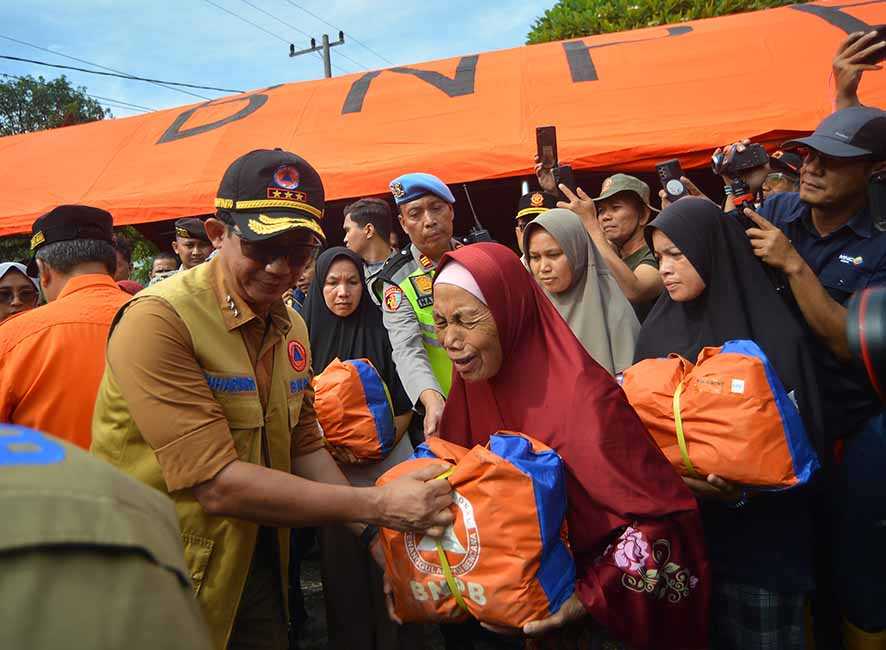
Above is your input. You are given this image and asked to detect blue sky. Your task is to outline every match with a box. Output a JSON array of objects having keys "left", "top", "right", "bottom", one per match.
[{"left": 2, "top": 0, "right": 553, "bottom": 116}]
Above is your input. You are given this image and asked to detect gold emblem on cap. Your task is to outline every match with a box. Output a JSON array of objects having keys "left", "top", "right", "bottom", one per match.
[
  {"left": 390, "top": 182, "right": 405, "bottom": 199},
  {"left": 175, "top": 226, "right": 189, "bottom": 238},
  {"left": 530, "top": 192, "right": 544, "bottom": 207},
  {"left": 30, "top": 231, "right": 45, "bottom": 251}
]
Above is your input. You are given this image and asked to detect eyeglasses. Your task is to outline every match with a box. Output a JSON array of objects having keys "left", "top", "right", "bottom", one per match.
[
  {"left": 764, "top": 172, "right": 798, "bottom": 186},
  {"left": 0, "top": 287, "right": 38, "bottom": 306},
  {"left": 236, "top": 233, "right": 320, "bottom": 268}
]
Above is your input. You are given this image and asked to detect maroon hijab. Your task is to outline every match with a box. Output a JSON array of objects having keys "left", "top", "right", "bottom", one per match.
[{"left": 437, "top": 243, "right": 708, "bottom": 650}]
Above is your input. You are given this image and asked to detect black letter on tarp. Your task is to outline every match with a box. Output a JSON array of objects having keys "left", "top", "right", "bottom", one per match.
[
  {"left": 342, "top": 55, "right": 479, "bottom": 114},
  {"left": 157, "top": 86, "right": 282, "bottom": 144},
  {"left": 564, "top": 26, "right": 692, "bottom": 83},
  {"left": 790, "top": 1, "right": 881, "bottom": 33}
]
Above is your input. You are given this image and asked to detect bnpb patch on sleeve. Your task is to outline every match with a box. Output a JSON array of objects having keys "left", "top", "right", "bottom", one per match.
[{"left": 384, "top": 285, "right": 404, "bottom": 312}]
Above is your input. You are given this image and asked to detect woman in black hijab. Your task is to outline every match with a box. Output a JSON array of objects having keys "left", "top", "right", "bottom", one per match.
[
  {"left": 302, "top": 247, "right": 420, "bottom": 650},
  {"left": 635, "top": 198, "right": 824, "bottom": 650}
]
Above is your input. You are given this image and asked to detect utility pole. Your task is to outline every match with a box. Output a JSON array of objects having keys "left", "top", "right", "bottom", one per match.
[{"left": 289, "top": 31, "right": 345, "bottom": 79}]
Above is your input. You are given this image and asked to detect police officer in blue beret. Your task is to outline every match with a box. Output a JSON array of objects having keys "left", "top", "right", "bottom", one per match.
[{"left": 373, "top": 173, "right": 460, "bottom": 438}]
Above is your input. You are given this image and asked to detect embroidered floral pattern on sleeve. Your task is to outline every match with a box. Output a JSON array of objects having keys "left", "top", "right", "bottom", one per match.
[{"left": 596, "top": 526, "right": 699, "bottom": 604}]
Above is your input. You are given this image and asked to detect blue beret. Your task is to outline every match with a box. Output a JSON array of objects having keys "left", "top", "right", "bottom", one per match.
[{"left": 389, "top": 172, "right": 455, "bottom": 206}]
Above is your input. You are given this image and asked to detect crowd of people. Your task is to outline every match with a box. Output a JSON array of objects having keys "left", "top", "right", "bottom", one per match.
[{"left": 0, "top": 29, "right": 885, "bottom": 650}]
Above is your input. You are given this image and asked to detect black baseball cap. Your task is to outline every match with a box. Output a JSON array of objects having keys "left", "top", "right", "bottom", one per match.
[
  {"left": 783, "top": 107, "right": 886, "bottom": 159},
  {"left": 174, "top": 217, "right": 210, "bottom": 242},
  {"left": 214, "top": 148, "right": 326, "bottom": 243},
  {"left": 769, "top": 150, "right": 802, "bottom": 176},
  {"left": 516, "top": 192, "right": 558, "bottom": 221},
  {"left": 27, "top": 205, "right": 113, "bottom": 275}
]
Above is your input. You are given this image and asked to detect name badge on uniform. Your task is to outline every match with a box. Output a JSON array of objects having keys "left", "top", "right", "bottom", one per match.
[{"left": 410, "top": 274, "right": 434, "bottom": 309}]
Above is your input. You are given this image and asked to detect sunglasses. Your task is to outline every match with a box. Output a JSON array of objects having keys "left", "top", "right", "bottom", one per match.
[
  {"left": 0, "top": 287, "right": 38, "bottom": 306},
  {"left": 236, "top": 232, "right": 320, "bottom": 268}
]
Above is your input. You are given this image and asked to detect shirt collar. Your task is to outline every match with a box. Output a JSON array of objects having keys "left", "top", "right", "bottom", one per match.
[
  {"left": 792, "top": 200, "right": 872, "bottom": 239},
  {"left": 208, "top": 258, "right": 291, "bottom": 334},
  {"left": 410, "top": 241, "right": 460, "bottom": 271},
  {"left": 56, "top": 273, "right": 121, "bottom": 301}
]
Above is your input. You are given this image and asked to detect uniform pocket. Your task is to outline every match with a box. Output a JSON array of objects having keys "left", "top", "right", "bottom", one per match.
[{"left": 181, "top": 532, "right": 214, "bottom": 596}]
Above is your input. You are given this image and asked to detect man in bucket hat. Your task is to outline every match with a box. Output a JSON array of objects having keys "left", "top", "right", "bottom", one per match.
[{"left": 547, "top": 170, "right": 664, "bottom": 322}]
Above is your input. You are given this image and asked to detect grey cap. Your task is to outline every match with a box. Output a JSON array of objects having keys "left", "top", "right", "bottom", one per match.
[{"left": 783, "top": 107, "right": 886, "bottom": 159}]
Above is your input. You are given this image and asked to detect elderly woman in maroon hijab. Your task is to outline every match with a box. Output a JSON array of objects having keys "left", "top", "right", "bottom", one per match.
[{"left": 431, "top": 243, "right": 709, "bottom": 650}]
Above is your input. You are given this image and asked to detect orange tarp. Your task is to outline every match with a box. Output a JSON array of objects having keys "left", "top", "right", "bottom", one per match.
[{"left": 1, "top": 0, "right": 885, "bottom": 236}]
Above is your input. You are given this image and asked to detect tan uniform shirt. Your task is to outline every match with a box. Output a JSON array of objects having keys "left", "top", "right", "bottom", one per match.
[{"left": 104, "top": 260, "right": 323, "bottom": 491}]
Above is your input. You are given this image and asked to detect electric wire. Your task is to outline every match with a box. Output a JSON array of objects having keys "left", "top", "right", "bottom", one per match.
[
  {"left": 0, "top": 71, "right": 150, "bottom": 114},
  {"left": 238, "top": 0, "right": 365, "bottom": 71},
  {"left": 280, "top": 0, "right": 396, "bottom": 66},
  {"left": 0, "top": 33, "right": 213, "bottom": 100},
  {"left": 0, "top": 55, "right": 244, "bottom": 94}
]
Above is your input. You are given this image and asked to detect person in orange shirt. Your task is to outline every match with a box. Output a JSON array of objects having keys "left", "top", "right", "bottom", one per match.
[{"left": 0, "top": 205, "right": 130, "bottom": 449}]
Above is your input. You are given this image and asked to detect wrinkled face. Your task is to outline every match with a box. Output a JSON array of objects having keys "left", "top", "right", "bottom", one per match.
[
  {"left": 652, "top": 229, "right": 706, "bottom": 302},
  {"left": 433, "top": 283, "right": 502, "bottom": 382},
  {"left": 399, "top": 195, "right": 454, "bottom": 258},
  {"left": 172, "top": 237, "right": 213, "bottom": 269},
  {"left": 323, "top": 257, "right": 362, "bottom": 318},
  {"left": 596, "top": 193, "right": 648, "bottom": 247},
  {"left": 0, "top": 270, "right": 38, "bottom": 321},
  {"left": 343, "top": 214, "right": 372, "bottom": 256},
  {"left": 210, "top": 220, "right": 319, "bottom": 314},
  {"left": 527, "top": 228, "right": 573, "bottom": 294},
  {"left": 797, "top": 147, "right": 871, "bottom": 209},
  {"left": 762, "top": 172, "right": 799, "bottom": 199},
  {"left": 114, "top": 251, "right": 132, "bottom": 281},
  {"left": 151, "top": 256, "right": 178, "bottom": 278}
]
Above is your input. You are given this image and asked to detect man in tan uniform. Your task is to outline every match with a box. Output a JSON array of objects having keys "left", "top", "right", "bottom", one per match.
[
  {"left": 0, "top": 424, "right": 212, "bottom": 650},
  {"left": 91, "top": 149, "right": 453, "bottom": 650}
]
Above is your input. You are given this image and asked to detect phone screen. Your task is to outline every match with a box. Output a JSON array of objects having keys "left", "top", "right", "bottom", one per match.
[{"left": 536, "top": 126, "right": 558, "bottom": 169}]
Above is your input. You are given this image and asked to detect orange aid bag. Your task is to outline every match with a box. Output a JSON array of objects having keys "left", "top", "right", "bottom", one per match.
[
  {"left": 313, "top": 358, "right": 396, "bottom": 464},
  {"left": 622, "top": 340, "right": 819, "bottom": 489},
  {"left": 376, "top": 432, "right": 575, "bottom": 627}
]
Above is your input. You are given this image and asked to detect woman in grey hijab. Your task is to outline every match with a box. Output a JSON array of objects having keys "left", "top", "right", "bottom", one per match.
[{"left": 523, "top": 208, "right": 639, "bottom": 375}]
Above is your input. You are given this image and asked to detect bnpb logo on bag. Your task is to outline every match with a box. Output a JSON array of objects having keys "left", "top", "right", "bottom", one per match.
[{"left": 376, "top": 433, "right": 575, "bottom": 627}]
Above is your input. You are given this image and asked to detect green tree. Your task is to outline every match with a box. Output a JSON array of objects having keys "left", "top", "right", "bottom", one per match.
[
  {"left": 527, "top": 0, "right": 799, "bottom": 44},
  {"left": 0, "top": 74, "right": 110, "bottom": 136}
]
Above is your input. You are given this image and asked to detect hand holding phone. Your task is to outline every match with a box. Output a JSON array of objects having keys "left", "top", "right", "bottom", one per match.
[
  {"left": 536, "top": 126, "right": 558, "bottom": 169},
  {"left": 657, "top": 159, "right": 689, "bottom": 203}
]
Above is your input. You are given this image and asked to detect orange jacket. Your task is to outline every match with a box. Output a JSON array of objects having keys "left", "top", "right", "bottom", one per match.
[{"left": 0, "top": 274, "right": 129, "bottom": 449}]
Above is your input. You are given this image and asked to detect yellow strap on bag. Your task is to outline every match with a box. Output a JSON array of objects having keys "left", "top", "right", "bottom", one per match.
[
  {"left": 673, "top": 382, "right": 700, "bottom": 477},
  {"left": 432, "top": 468, "right": 469, "bottom": 614}
]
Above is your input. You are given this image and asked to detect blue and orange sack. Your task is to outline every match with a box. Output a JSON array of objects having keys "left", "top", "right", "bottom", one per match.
[
  {"left": 313, "top": 358, "right": 396, "bottom": 464},
  {"left": 622, "top": 340, "right": 819, "bottom": 489},
  {"left": 376, "top": 432, "right": 575, "bottom": 627}
]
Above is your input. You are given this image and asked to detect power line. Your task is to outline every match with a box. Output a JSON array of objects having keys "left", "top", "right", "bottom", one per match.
[
  {"left": 0, "top": 33, "right": 213, "bottom": 101},
  {"left": 203, "top": 0, "right": 290, "bottom": 44},
  {"left": 0, "top": 71, "right": 151, "bottom": 114},
  {"left": 0, "top": 55, "right": 245, "bottom": 94},
  {"left": 280, "top": 0, "right": 396, "bottom": 66},
  {"left": 238, "top": 0, "right": 367, "bottom": 71}
]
